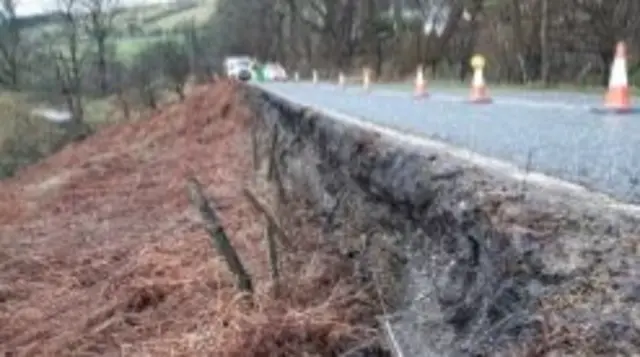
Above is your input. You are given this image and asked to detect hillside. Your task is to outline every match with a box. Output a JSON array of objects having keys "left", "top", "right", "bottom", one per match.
[
  {"left": 18, "top": 0, "right": 217, "bottom": 60},
  {"left": 19, "top": 0, "right": 216, "bottom": 32},
  {"left": 0, "top": 81, "right": 380, "bottom": 356}
]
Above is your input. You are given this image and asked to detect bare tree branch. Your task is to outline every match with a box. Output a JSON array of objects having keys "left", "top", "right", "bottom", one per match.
[
  {"left": 82, "top": 0, "right": 119, "bottom": 94},
  {"left": 0, "top": 0, "right": 23, "bottom": 88}
]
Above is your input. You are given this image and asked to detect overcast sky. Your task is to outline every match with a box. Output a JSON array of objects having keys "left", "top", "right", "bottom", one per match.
[{"left": 15, "top": 0, "right": 171, "bottom": 16}]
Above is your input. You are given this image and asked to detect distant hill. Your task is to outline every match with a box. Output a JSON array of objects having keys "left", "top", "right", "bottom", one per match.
[
  {"left": 17, "top": 0, "right": 215, "bottom": 34},
  {"left": 14, "top": 0, "right": 217, "bottom": 61}
]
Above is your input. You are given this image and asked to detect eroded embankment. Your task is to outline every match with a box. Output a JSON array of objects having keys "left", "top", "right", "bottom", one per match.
[{"left": 246, "top": 85, "right": 640, "bottom": 356}]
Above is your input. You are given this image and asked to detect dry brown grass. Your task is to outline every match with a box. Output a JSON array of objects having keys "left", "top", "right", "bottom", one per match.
[{"left": 0, "top": 80, "right": 382, "bottom": 356}]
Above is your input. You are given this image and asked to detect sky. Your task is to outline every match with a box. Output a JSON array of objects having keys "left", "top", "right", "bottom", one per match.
[{"left": 14, "top": 0, "right": 171, "bottom": 16}]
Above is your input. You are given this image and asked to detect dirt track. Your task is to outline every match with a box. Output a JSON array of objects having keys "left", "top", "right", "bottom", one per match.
[{"left": 0, "top": 81, "right": 379, "bottom": 356}]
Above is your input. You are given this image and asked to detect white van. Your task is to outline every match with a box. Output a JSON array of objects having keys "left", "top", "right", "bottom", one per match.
[{"left": 224, "top": 56, "right": 254, "bottom": 81}]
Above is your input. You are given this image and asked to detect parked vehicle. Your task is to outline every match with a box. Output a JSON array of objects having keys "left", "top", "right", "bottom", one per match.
[
  {"left": 224, "top": 56, "right": 255, "bottom": 81},
  {"left": 263, "top": 62, "right": 288, "bottom": 81}
]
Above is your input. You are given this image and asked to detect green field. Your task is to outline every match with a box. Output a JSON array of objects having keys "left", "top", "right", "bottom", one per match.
[
  {"left": 21, "top": 0, "right": 217, "bottom": 61},
  {"left": 113, "top": 34, "right": 182, "bottom": 61},
  {"left": 109, "top": 0, "right": 217, "bottom": 31}
]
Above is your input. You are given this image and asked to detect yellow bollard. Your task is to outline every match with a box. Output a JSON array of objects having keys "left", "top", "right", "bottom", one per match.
[{"left": 469, "top": 54, "right": 491, "bottom": 103}]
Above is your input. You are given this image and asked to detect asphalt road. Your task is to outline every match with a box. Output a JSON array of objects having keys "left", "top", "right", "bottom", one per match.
[{"left": 259, "top": 81, "right": 640, "bottom": 204}]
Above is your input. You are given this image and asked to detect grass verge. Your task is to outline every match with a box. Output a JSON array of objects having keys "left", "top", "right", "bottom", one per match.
[{"left": 0, "top": 93, "right": 74, "bottom": 179}]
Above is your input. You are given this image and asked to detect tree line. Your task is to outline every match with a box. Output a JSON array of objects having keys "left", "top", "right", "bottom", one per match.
[{"left": 207, "top": 0, "right": 640, "bottom": 86}]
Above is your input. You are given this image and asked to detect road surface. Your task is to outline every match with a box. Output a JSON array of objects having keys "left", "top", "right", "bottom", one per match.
[{"left": 258, "top": 81, "right": 640, "bottom": 205}]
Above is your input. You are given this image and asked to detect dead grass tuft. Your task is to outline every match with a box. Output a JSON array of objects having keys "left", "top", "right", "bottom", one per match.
[{"left": 0, "top": 80, "right": 383, "bottom": 356}]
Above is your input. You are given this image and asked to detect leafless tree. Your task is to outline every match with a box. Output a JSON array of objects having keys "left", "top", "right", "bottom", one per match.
[
  {"left": 129, "top": 46, "right": 162, "bottom": 109},
  {"left": 297, "top": 0, "right": 362, "bottom": 69},
  {"left": 50, "top": 0, "right": 89, "bottom": 131},
  {"left": 538, "top": 0, "right": 549, "bottom": 84},
  {"left": 83, "top": 0, "right": 119, "bottom": 94},
  {"left": 152, "top": 40, "right": 190, "bottom": 100},
  {"left": 0, "top": 0, "right": 24, "bottom": 88},
  {"left": 208, "top": 0, "right": 274, "bottom": 59},
  {"left": 564, "top": 0, "right": 640, "bottom": 85},
  {"left": 182, "top": 21, "right": 213, "bottom": 82}
]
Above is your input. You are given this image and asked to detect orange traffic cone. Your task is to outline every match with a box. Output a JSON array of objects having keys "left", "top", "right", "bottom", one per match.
[
  {"left": 414, "top": 65, "right": 428, "bottom": 98},
  {"left": 604, "top": 41, "right": 631, "bottom": 113},
  {"left": 469, "top": 61, "right": 491, "bottom": 104}
]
